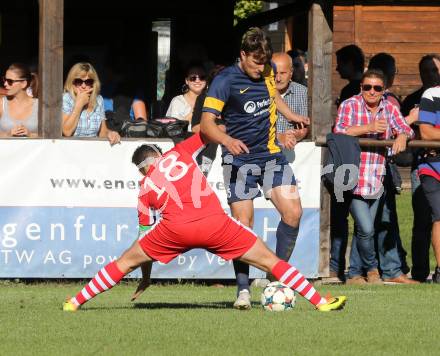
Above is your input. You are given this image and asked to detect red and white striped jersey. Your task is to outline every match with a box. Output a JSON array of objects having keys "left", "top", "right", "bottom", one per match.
[{"left": 138, "top": 134, "right": 224, "bottom": 227}]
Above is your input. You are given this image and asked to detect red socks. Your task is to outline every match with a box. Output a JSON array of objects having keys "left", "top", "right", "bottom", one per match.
[
  {"left": 271, "top": 260, "right": 324, "bottom": 306},
  {"left": 72, "top": 261, "right": 125, "bottom": 306},
  {"left": 71, "top": 260, "right": 323, "bottom": 307}
]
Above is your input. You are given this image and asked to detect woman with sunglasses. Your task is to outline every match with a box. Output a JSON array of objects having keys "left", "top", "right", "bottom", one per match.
[
  {"left": 166, "top": 65, "right": 207, "bottom": 130},
  {"left": 0, "top": 63, "right": 38, "bottom": 137},
  {"left": 62, "top": 62, "right": 120, "bottom": 145}
]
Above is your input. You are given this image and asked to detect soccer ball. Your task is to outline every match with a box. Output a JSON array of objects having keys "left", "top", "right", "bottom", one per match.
[{"left": 261, "top": 281, "right": 296, "bottom": 312}]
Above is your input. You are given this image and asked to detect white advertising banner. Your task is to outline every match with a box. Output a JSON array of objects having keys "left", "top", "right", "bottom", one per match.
[{"left": 0, "top": 139, "right": 321, "bottom": 278}]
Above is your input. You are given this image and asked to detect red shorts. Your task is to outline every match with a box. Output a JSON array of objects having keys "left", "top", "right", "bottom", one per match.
[{"left": 138, "top": 214, "right": 258, "bottom": 263}]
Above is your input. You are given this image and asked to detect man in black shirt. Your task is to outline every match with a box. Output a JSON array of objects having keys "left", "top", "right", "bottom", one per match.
[{"left": 335, "top": 45, "right": 365, "bottom": 107}]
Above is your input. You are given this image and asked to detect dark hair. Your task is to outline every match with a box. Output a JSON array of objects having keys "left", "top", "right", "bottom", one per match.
[
  {"left": 7, "top": 63, "right": 39, "bottom": 98},
  {"left": 287, "top": 48, "right": 307, "bottom": 63},
  {"left": 336, "top": 45, "right": 365, "bottom": 73},
  {"left": 368, "top": 53, "right": 396, "bottom": 88},
  {"left": 240, "top": 27, "right": 273, "bottom": 63},
  {"left": 292, "top": 57, "right": 307, "bottom": 86},
  {"left": 361, "top": 69, "right": 385, "bottom": 84},
  {"left": 208, "top": 64, "right": 225, "bottom": 84},
  {"left": 181, "top": 63, "right": 207, "bottom": 93},
  {"left": 419, "top": 54, "right": 440, "bottom": 88},
  {"left": 132, "top": 144, "right": 162, "bottom": 171},
  {"left": 185, "top": 63, "right": 206, "bottom": 78}
]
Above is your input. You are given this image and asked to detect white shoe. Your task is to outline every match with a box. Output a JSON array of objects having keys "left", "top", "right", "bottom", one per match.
[
  {"left": 251, "top": 278, "right": 271, "bottom": 288},
  {"left": 233, "top": 289, "right": 251, "bottom": 310}
]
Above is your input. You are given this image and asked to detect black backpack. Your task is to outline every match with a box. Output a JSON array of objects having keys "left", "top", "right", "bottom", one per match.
[
  {"left": 105, "top": 95, "right": 133, "bottom": 134},
  {"left": 120, "top": 119, "right": 148, "bottom": 138},
  {"left": 145, "top": 117, "right": 189, "bottom": 138}
]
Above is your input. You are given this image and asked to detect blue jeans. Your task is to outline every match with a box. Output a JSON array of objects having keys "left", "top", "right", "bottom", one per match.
[
  {"left": 329, "top": 189, "right": 351, "bottom": 276},
  {"left": 376, "top": 184, "right": 404, "bottom": 279},
  {"left": 411, "top": 170, "right": 434, "bottom": 281},
  {"left": 348, "top": 197, "right": 381, "bottom": 278}
]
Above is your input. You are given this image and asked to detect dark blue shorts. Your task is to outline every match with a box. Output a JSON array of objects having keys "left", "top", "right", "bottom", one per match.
[
  {"left": 223, "top": 153, "right": 296, "bottom": 204},
  {"left": 420, "top": 175, "right": 440, "bottom": 222}
]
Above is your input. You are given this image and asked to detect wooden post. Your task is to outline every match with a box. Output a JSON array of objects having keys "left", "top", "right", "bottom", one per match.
[
  {"left": 354, "top": 3, "right": 362, "bottom": 46},
  {"left": 38, "top": 0, "right": 63, "bottom": 138},
  {"left": 284, "top": 17, "right": 294, "bottom": 51},
  {"left": 308, "top": 1, "right": 333, "bottom": 277}
]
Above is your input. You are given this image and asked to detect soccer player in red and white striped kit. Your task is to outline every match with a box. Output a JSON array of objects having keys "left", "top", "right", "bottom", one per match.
[{"left": 63, "top": 133, "right": 346, "bottom": 312}]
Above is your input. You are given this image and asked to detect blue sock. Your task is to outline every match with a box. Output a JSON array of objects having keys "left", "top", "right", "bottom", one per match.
[
  {"left": 233, "top": 260, "right": 249, "bottom": 294},
  {"left": 275, "top": 220, "right": 299, "bottom": 262}
]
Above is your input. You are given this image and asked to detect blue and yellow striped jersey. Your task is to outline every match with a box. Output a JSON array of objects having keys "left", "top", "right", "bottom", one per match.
[{"left": 203, "top": 63, "right": 280, "bottom": 158}]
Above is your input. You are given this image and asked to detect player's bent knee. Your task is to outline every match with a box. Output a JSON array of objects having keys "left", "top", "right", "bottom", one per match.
[
  {"left": 279, "top": 202, "right": 302, "bottom": 227},
  {"left": 281, "top": 210, "right": 302, "bottom": 227}
]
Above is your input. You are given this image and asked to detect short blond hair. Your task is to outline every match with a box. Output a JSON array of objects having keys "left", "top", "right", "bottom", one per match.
[{"left": 64, "top": 62, "right": 101, "bottom": 110}]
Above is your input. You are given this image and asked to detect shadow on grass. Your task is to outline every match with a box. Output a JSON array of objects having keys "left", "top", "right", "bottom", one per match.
[
  {"left": 134, "top": 301, "right": 234, "bottom": 309},
  {"left": 84, "top": 301, "right": 261, "bottom": 311}
]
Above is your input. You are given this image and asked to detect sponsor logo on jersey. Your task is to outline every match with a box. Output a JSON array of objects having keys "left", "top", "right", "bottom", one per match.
[
  {"left": 243, "top": 98, "right": 271, "bottom": 114},
  {"left": 244, "top": 101, "right": 256, "bottom": 113}
]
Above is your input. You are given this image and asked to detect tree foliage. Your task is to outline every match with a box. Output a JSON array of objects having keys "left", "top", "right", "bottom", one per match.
[{"left": 234, "top": 0, "right": 263, "bottom": 26}]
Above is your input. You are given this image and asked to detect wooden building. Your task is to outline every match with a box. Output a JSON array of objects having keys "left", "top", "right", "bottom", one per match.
[
  {"left": 333, "top": 2, "right": 440, "bottom": 109},
  {"left": 1, "top": 0, "right": 439, "bottom": 277}
]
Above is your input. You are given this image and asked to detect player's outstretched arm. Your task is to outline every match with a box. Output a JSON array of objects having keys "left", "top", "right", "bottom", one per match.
[
  {"left": 274, "top": 91, "right": 310, "bottom": 126},
  {"left": 131, "top": 261, "right": 153, "bottom": 301}
]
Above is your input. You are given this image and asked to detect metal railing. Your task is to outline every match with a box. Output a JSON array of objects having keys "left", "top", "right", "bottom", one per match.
[{"left": 315, "top": 136, "right": 440, "bottom": 148}]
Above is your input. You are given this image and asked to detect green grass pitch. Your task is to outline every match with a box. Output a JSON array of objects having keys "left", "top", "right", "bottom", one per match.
[
  {"left": 1, "top": 282, "right": 440, "bottom": 355},
  {"left": 1, "top": 192, "right": 439, "bottom": 355}
]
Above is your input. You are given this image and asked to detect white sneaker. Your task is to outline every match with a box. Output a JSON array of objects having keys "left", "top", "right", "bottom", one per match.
[
  {"left": 233, "top": 289, "right": 251, "bottom": 310},
  {"left": 251, "top": 278, "right": 271, "bottom": 288}
]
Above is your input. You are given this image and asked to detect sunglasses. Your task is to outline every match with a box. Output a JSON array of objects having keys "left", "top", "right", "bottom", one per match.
[
  {"left": 73, "top": 78, "right": 94, "bottom": 87},
  {"left": 188, "top": 75, "right": 206, "bottom": 82},
  {"left": 361, "top": 84, "right": 384, "bottom": 92},
  {"left": 2, "top": 77, "right": 26, "bottom": 86}
]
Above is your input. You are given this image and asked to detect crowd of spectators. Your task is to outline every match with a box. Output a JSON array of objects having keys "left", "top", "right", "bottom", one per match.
[
  {"left": 1, "top": 31, "right": 440, "bottom": 285},
  {"left": 332, "top": 45, "right": 440, "bottom": 284}
]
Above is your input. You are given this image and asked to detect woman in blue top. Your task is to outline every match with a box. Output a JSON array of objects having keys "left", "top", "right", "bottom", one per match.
[{"left": 62, "top": 62, "right": 120, "bottom": 145}]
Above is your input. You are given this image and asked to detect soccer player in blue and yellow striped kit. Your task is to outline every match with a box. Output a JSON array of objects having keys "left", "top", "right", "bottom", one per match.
[{"left": 201, "top": 27, "right": 310, "bottom": 309}]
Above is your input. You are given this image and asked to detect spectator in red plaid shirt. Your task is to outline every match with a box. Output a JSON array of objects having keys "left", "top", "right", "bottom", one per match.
[{"left": 333, "top": 69, "right": 414, "bottom": 285}]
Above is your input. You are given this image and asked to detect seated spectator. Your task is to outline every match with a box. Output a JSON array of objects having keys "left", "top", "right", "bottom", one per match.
[
  {"left": 0, "top": 63, "right": 38, "bottom": 137},
  {"left": 131, "top": 94, "right": 148, "bottom": 121},
  {"left": 62, "top": 62, "right": 120, "bottom": 145},
  {"left": 27, "top": 71, "right": 38, "bottom": 98},
  {"left": 166, "top": 64, "right": 207, "bottom": 130},
  {"left": 102, "top": 73, "right": 149, "bottom": 122},
  {"left": 103, "top": 98, "right": 147, "bottom": 122},
  {"left": 191, "top": 64, "right": 225, "bottom": 175},
  {"left": 191, "top": 64, "right": 225, "bottom": 133},
  {"left": 102, "top": 81, "right": 149, "bottom": 134}
]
